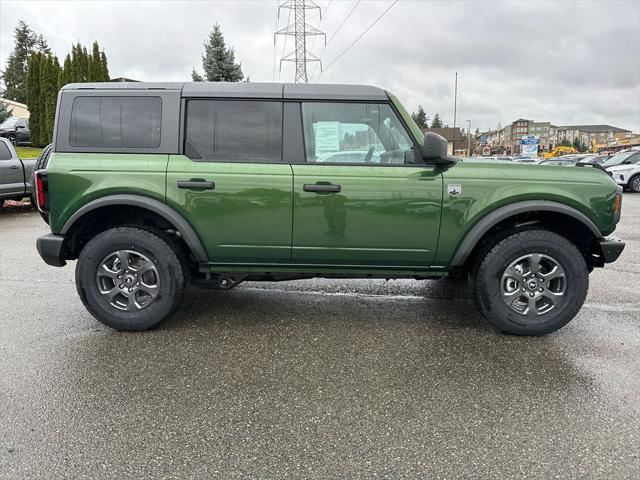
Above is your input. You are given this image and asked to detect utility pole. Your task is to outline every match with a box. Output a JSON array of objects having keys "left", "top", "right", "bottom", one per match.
[
  {"left": 275, "top": 0, "right": 326, "bottom": 83},
  {"left": 467, "top": 119, "right": 471, "bottom": 156},
  {"left": 452, "top": 72, "right": 458, "bottom": 154}
]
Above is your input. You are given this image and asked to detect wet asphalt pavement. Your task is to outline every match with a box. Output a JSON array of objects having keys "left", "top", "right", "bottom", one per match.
[{"left": 1, "top": 195, "right": 639, "bottom": 479}]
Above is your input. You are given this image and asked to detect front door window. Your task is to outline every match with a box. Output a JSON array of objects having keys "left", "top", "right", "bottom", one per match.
[{"left": 301, "top": 102, "right": 416, "bottom": 165}]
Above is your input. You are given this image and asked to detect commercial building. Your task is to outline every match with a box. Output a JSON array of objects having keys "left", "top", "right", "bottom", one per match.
[
  {"left": 481, "top": 119, "right": 631, "bottom": 155},
  {"left": 553, "top": 125, "right": 631, "bottom": 150}
]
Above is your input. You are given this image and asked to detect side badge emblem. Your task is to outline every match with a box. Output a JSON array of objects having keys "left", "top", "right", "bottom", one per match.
[{"left": 448, "top": 184, "right": 462, "bottom": 197}]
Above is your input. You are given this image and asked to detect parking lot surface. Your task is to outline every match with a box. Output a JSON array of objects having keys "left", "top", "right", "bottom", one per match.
[{"left": 1, "top": 195, "right": 639, "bottom": 479}]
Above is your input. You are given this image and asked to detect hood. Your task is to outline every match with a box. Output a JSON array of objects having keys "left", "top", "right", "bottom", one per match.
[{"left": 606, "top": 164, "right": 639, "bottom": 172}]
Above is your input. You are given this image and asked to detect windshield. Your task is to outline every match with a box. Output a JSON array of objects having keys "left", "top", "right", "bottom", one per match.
[
  {"left": 603, "top": 151, "right": 635, "bottom": 166},
  {"left": 0, "top": 118, "right": 19, "bottom": 128}
]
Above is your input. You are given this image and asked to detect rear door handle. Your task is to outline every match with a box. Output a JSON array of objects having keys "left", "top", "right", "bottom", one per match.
[
  {"left": 177, "top": 180, "right": 215, "bottom": 190},
  {"left": 10, "top": 165, "right": 19, "bottom": 170},
  {"left": 303, "top": 183, "right": 341, "bottom": 193}
]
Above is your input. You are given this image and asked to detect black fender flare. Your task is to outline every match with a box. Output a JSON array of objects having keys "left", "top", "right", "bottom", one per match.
[
  {"left": 449, "top": 200, "right": 603, "bottom": 267},
  {"left": 60, "top": 194, "right": 209, "bottom": 263}
]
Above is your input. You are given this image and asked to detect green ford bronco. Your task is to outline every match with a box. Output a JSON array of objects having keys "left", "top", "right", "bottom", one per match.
[{"left": 35, "top": 82, "right": 625, "bottom": 335}]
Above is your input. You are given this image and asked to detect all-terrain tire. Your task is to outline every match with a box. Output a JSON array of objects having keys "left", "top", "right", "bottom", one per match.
[
  {"left": 76, "top": 226, "right": 187, "bottom": 331},
  {"left": 472, "top": 229, "right": 589, "bottom": 336},
  {"left": 628, "top": 174, "right": 640, "bottom": 193}
]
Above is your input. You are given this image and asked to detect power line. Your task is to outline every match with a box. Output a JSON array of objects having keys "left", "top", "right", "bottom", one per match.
[
  {"left": 325, "top": 0, "right": 360, "bottom": 46},
  {"left": 308, "top": 0, "right": 333, "bottom": 54},
  {"left": 319, "top": 0, "right": 398, "bottom": 78},
  {"left": 311, "top": 0, "right": 361, "bottom": 81}
]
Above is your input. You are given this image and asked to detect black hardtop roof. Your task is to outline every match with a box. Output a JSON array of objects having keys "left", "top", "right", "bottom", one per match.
[{"left": 61, "top": 81, "right": 389, "bottom": 101}]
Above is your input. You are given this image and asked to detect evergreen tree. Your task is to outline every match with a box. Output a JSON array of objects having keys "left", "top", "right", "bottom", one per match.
[
  {"left": 411, "top": 105, "right": 428, "bottom": 129},
  {"left": 431, "top": 113, "right": 443, "bottom": 128},
  {"left": 38, "top": 55, "right": 51, "bottom": 145},
  {"left": 193, "top": 24, "right": 244, "bottom": 82},
  {"left": 100, "top": 51, "right": 110, "bottom": 81},
  {"left": 26, "top": 52, "right": 42, "bottom": 145},
  {"left": 80, "top": 45, "right": 89, "bottom": 82},
  {"left": 0, "top": 97, "right": 12, "bottom": 124},
  {"left": 35, "top": 34, "right": 51, "bottom": 54},
  {"left": 43, "top": 55, "right": 61, "bottom": 143},
  {"left": 572, "top": 137, "right": 579, "bottom": 151},
  {"left": 89, "top": 41, "right": 102, "bottom": 81},
  {"left": 59, "top": 54, "right": 72, "bottom": 88},
  {"left": 70, "top": 44, "right": 80, "bottom": 82},
  {"left": 191, "top": 68, "right": 204, "bottom": 82},
  {"left": 1, "top": 21, "right": 38, "bottom": 103}
]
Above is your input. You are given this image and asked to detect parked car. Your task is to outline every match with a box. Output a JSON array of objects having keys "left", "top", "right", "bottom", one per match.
[
  {"left": 34, "top": 82, "right": 625, "bottom": 336},
  {"left": 577, "top": 154, "right": 609, "bottom": 166},
  {"left": 0, "top": 137, "right": 36, "bottom": 204},
  {"left": 538, "top": 158, "right": 578, "bottom": 166},
  {"left": 512, "top": 157, "right": 540, "bottom": 164},
  {"left": 603, "top": 149, "right": 640, "bottom": 192},
  {"left": 0, "top": 117, "right": 31, "bottom": 145}
]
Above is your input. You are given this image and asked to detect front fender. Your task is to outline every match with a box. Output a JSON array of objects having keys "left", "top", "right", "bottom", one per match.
[{"left": 448, "top": 200, "right": 602, "bottom": 267}]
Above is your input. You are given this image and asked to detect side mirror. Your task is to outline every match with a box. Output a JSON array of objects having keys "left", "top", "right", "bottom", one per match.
[{"left": 422, "top": 132, "right": 457, "bottom": 166}]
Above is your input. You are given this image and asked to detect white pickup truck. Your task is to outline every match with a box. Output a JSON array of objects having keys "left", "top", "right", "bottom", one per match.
[{"left": 0, "top": 137, "right": 37, "bottom": 205}]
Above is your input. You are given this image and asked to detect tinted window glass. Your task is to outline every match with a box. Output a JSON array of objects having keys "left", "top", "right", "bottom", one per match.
[
  {"left": 301, "top": 102, "right": 414, "bottom": 165},
  {"left": 69, "top": 96, "right": 162, "bottom": 148},
  {"left": 185, "top": 100, "right": 282, "bottom": 162},
  {"left": 0, "top": 142, "right": 12, "bottom": 160}
]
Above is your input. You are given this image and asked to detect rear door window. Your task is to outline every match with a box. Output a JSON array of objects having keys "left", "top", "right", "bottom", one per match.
[
  {"left": 184, "top": 100, "right": 282, "bottom": 162},
  {"left": 69, "top": 96, "right": 162, "bottom": 148}
]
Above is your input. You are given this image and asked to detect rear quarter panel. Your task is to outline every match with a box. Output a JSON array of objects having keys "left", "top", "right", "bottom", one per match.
[
  {"left": 435, "top": 162, "right": 618, "bottom": 265},
  {"left": 46, "top": 152, "right": 168, "bottom": 233}
]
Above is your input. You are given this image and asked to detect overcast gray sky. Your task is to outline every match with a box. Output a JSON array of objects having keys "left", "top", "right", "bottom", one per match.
[{"left": 1, "top": 0, "right": 639, "bottom": 132}]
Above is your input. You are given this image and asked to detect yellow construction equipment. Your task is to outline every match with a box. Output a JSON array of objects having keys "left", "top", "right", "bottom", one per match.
[{"left": 543, "top": 146, "right": 577, "bottom": 158}]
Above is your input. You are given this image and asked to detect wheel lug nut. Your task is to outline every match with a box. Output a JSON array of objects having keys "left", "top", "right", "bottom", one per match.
[
  {"left": 119, "top": 284, "right": 124, "bottom": 289},
  {"left": 128, "top": 288, "right": 133, "bottom": 292},
  {"left": 529, "top": 292, "right": 534, "bottom": 297},
  {"left": 539, "top": 287, "right": 544, "bottom": 292}
]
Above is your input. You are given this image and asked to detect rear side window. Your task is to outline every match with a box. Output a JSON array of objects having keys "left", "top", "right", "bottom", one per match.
[
  {"left": 0, "top": 142, "right": 12, "bottom": 160},
  {"left": 69, "top": 96, "right": 162, "bottom": 148},
  {"left": 184, "top": 100, "right": 282, "bottom": 162}
]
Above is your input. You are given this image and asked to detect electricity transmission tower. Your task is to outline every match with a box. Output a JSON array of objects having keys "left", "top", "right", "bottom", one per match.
[{"left": 275, "top": 0, "right": 326, "bottom": 83}]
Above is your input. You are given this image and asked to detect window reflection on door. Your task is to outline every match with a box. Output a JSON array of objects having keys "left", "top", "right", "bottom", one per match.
[{"left": 302, "top": 103, "right": 415, "bottom": 165}]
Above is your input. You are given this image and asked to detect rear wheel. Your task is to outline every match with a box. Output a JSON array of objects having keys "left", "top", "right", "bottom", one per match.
[
  {"left": 472, "top": 229, "right": 588, "bottom": 335},
  {"left": 76, "top": 227, "right": 187, "bottom": 331},
  {"left": 628, "top": 174, "right": 640, "bottom": 193}
]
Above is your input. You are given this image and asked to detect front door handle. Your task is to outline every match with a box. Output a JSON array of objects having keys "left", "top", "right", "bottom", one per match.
[
  {"left": 177, "top": 180, "right": 215, "bottom": 190},
  {"left": 9, "top": 165, "right": 19, "bottom": 170},
  {"left": 303, "top": 183, "right": 341, "bottom": 193}
]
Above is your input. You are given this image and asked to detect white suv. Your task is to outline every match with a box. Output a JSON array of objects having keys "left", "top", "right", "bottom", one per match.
[{"left": 603, "top": 149, "right": 640, "bottom": 193}]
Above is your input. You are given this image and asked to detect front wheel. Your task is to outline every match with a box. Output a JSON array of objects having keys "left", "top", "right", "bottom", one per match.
[
  {"left": 472, "top": 230, "right": 588, "bottom": 336},
  {"left": 628, "top": 174, "right": 640, "bottom": 193},
  {"left": 76, "top": 227, "right": 187, "bottom": 331}
]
